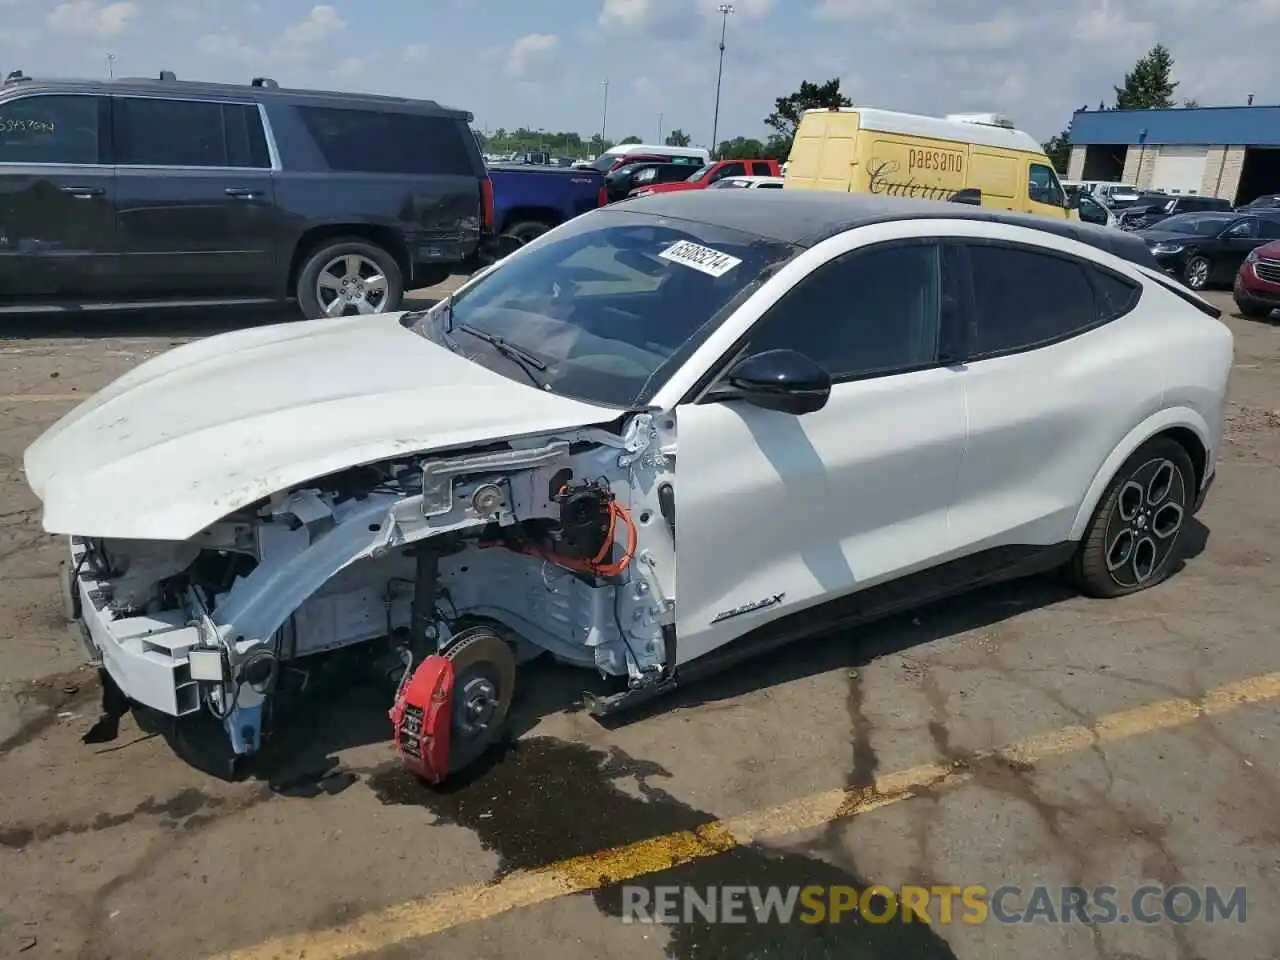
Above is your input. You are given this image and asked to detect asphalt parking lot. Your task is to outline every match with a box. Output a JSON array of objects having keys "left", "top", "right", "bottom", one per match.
[{"left": 1, "top": 288, "right": 1278, "bottom": 960}]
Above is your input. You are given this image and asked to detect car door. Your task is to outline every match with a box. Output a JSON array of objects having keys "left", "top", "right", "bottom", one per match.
[
  {"left": 0, "top": 92, "right": 117, "bottom": 300},
  {"left": 1027, "top": 161, "right": 1071, "bottom": 219},
  {"left": 112, "top": 95, "right": 280, "bottom": 298},
  {"left": 672, "top": 239, "right": 968, "bottom": 664},
  {"left": 1212, "top": 216, "right": 1261, "bottom": 282},
  {"left": 947, "top": 238, "right": 1148, "bottom": 553},
  {"left": 705, "top": 161, "right": 747, "bottom": 185}
]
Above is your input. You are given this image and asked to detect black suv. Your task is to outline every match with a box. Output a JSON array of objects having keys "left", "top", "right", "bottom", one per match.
[{"left": 0, "top": 70, "right": 494, "bottom": 319}]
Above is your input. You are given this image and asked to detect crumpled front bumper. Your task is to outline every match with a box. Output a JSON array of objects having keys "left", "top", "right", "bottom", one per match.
[{"left": 64, "top": 541, "right": 203, "bottom": 718}]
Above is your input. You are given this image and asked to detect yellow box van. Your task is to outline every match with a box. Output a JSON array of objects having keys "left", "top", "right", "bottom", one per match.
[{"left": 784, "top": 107, "right": 1077, "bottom": 221}]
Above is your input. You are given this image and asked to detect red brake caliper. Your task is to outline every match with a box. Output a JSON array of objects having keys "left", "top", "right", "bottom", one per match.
[{"left": 389, "top": 654, "right": 455, "bottom": 782}]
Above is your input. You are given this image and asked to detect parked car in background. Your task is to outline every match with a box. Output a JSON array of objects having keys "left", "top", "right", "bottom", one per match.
[
  {"left": 708, "top": 175, "right": 786, "bottom": 190},
  {"left": 1115, "top": 193, "right": 1171, "bottom": 229},
  {"left": 1094, "top": 183, "right": 1141, "bottom": 208},
  {"left": 0, "top": 70, "right": 492, "bottom": 319},
  {"left": 605, "top": 161, "right": 696, "bottom": 201},
  {"left": 629, "top": 158, "right": 781, "bottom": 196},
  {"left": 585, "top": 142, "right": 709, "bottom": 172},
  {"left": 485, "top": 164, "right": 607, "bottom": 245},
  {"left": 784, "top": 107, "right": 1077, "bottom": 221},
  {"left": 1139, "top": 210, "right": 1280, "bottom": 289},
  {"left": 1234, "top": 239, "right": 1280, "bottom": 318},
  {"left": 1237, "top": 193, "right": 1280, "bottom": 212},
  {"left": 1120, "top": 194, "right": 1233, "bottom": 232}
]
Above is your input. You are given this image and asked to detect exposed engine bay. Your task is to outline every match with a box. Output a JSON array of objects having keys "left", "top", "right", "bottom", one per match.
[{"left": 67, "top": 413, "right": 677, "bottom": 768}]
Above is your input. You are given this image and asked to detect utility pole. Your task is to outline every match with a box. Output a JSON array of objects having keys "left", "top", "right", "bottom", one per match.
[
  {"left": 710, "top": 4, "right": 734, "bottom": 159},
  {"left": 105, "top": 52, "right": 116, "bottom": 79},
  {"left": 599, "top": 79, "right": 610, "bottom": 151},
  {"left": 657, "top": 112, "right": 663, "bottom": 145}
]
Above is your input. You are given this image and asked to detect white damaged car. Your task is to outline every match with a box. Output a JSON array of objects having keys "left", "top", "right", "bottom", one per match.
[{"left": 24, "top": 191, "right": 1233, "bottom": 780}]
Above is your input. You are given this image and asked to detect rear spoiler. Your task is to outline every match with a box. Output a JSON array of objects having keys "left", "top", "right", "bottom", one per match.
[{"left": 1134, "top": 265, "right": 1223, "bottom": 319}]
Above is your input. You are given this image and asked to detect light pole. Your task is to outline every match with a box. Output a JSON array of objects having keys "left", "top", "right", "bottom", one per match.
[
  {"left": 657, "top": 112, "right": 663, "bottom": 144},
  {"left": 599, "top": 80, "right": 610, "bottom": 151},
  {"left": 710, "top": 3, "right": 734, "bottom": 158},
  {"left": 105, "top": 52, "right": 115, "bottom": 79}
]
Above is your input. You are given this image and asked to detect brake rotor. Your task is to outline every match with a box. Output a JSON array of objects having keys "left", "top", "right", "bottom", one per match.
[{"left": 442, "top": 626, "right": 517, "bottom": 773}]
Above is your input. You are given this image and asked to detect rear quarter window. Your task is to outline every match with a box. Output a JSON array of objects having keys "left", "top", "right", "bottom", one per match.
[{"left": 295, "top": 106, "right": 476, "bottom": 176}]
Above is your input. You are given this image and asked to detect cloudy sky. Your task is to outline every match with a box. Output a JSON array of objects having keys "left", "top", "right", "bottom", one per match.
[{"left": 2, "top": 0, "right": 1276, "bottom": 145}]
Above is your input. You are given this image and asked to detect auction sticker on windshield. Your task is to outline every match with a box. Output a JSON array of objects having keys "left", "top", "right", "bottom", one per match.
[{"left": 659, "top": 240, "right": 742, "bottom": 277}]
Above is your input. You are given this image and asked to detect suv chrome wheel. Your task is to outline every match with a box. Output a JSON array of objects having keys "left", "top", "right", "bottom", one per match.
[{"left": 316, "top": 254, "right": 391, "bottom": 316}]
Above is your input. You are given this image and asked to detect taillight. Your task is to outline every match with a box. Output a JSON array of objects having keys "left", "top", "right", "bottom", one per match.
[
  {"left": 597, "top": 185, "right": 608, "bottom": 207},
  {"left": 481, "top": 177, "right": 495, "bottom": 229}
]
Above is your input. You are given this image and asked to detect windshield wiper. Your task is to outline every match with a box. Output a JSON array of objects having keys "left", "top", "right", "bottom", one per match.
[{"left": 455, "top": 323, "right": 549, "bottom": 389}]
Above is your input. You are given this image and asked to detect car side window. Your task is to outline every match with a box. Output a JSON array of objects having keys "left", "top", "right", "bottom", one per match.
[
  {"left": 294, "top": 106, "right": 475, "bottom": 176},
  {"left": 1092, "top": 269, "right": 1142, "bottom": 321},
  {"left": 0, "top": 95, "right": 101, "bottom": 164},
  {"left": 751, "top": 161, "right": 772, "bottom": 176},
  {"left": 1029, "top": 163, "right": 1065, "bottom": 207},
  {"left": 1259, "top": 218, "right": 1280, "bottom": 239},
  {"left": 709, "top": 161, "right": 746, "bottom": 182},
  {"left": 964, "top": 243, "right": 1099, "bottom": 356},
  {"left": 743, "top": 242, "right": 942, "bottom": 380},
  {"left": 114, "top": 97, "right": 269, "bottom": 168},
  {"left": 1224, "top": 218, "right": 1257, "bottom": 239}
]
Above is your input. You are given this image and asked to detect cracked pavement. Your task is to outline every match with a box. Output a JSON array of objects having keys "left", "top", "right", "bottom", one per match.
[{"left": 1, "top": 290, "right": 1278, "bottom": 960}]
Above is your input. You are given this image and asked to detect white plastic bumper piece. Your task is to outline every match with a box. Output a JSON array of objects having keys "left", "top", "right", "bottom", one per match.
[{"left": 71, "top": 545, "right": 204, "bottom": 717}]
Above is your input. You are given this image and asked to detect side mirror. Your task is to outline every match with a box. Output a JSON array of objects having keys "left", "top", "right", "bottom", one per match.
[
  {"left": 721, "top": 349, "right": 832, "bottom": 415},
  {"left": 1064, "top": 192, "right": 1080, "bottom": 210},
  {"left": 950, "top": 188, "right": 982, "bottom": 206}
]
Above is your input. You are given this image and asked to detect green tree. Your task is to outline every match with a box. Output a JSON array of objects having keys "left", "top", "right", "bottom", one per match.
[
  {"left": 1042, "top": 127, "right": 1072, "bottom": 174},
  {"left": 1182, "top": 98, "right": 1200, "bottom": 108},
  {"left": 765, "top": 78, "right": 852, "bottom": 138},
  {"left": 618, "top": 135, "right": 643, "bottom": 144},
  {"left": 716, "top": 136, "right": 766, "bottom": 160},
  {"left": 1114, "top": 44, "right": 1178, "bottom": 109},
  {"left": 664, "top": 128, "right": 691, "bottom": 147},
  {"left": 763, "top": 134, "right": 792, "bottom": 162}
]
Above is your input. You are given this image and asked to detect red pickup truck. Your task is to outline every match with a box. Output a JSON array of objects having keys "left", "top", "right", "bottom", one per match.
[{"left": 630, "top": 158, "right": 781, "bottom": 196}]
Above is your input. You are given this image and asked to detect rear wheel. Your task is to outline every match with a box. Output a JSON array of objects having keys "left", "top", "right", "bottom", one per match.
[
  {"left": 1070, "top": 437, "right": 1196, "bottom": 598},
  {"left": 296, "top": 239, "right": 404, "bottom": 320},
  {"left": 1182, "top": 255, "right": 1211, "bottom": 290},
  {"left": 502, "top": 220, "right": 552, "bottom": 246}
]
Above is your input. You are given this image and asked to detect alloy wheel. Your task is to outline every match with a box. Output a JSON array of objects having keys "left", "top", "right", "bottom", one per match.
[
  {"left": 315, "top": 254, "right": 391, "bottom": 316},
  {"left": 1102, "top": 457, "right": 1187, "bottom": 589}
]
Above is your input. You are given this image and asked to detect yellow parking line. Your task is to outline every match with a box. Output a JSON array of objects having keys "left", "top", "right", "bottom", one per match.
[
  {"left": 209, "top": 670, "right": 1280, "bottom": 960},
  {"left": 0, "top": 394, "right": 83, "bottom": 403}
]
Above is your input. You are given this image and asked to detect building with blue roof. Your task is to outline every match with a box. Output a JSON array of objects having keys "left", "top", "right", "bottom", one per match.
[{"left": 1065, "top": 103, "right": 1280, "bottom": 205}]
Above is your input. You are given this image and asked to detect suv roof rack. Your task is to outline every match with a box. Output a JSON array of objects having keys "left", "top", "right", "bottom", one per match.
[
  {"left": 4, "top": 70, "right": 31, "bottom": 85},
  {"left": 250, "top": 77, "right": 278, "bottom": 88}
]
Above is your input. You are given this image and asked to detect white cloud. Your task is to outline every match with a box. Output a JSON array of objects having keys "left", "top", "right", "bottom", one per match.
[
  {"left": 403, "top": 42, "right": 431, "bottom": 62},
  {"left": 45, "top": 0, "right": 137, "bottom": 37},
  {"left": 197, "top": 4, "right": 348, "bottom": 67},
  {"left": 598, "top": 0, "right": 650, "bottom": 31},
  {"left": 332, "top": 55, "right": 364, "bottom": 80},
  {"left": 811, "top": 0, "right": 895, "bottom": 21},
  {"left": 506, "top": 32, "right": 558, "bottom": 77},
  {"left": 281, "top": 4, "right": 345, "bottom": 48}
]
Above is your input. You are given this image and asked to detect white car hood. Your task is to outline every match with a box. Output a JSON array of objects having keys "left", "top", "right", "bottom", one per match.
[{"left": 24, "top": 312, "right": 620, "bottom": 540}]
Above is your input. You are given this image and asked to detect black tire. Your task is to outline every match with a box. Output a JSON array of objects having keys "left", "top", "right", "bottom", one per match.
[
  {"left": 296, "top": 238, "right": 404, "bottom": 320},
  {"left": 1070, "top": 436, "right": 1196, "bottom": 599},
  {"left": 442, "top": 625, "right": 516, "bottom": 773},
  {"left": 1182, "top": 255, "right": 1211, "bottom": 291},
  {"left": 503, "top": 220, "right": 552, "bottom": 246},
  {"left": 1235, "top": 297, "right": 1272, "bottom": 319}
]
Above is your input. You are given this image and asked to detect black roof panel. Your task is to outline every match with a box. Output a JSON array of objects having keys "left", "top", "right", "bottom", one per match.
[{"left": 609, "top": 189, "right": 1162, "bottom": 269}]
